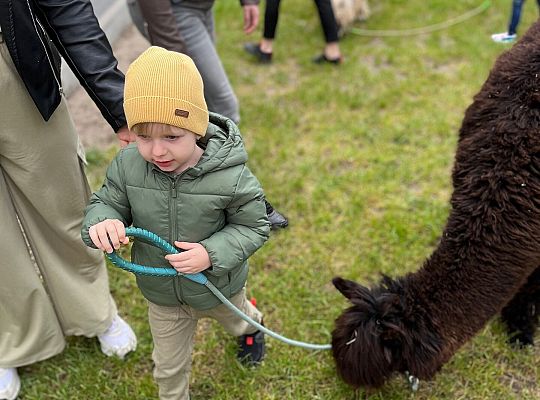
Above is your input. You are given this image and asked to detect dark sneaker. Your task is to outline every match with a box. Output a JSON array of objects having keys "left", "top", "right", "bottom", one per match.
[
  {"left": 237, "top": 329, "right": 265, "bottom": 366},
  {"left": 267, "top": 209, "right": 289, "bottom": 229},
  {"left": 508, "top": 331, "right": 535, "bottom": 347},
  {"left": 312, "top": 53, "right": 343, "bottom": 65},
  {"left": 244, "top": 42, "right": 272, "bottom": 64},
  {"left": 265, "top": 200, "right": 288, "bottom": 229}
]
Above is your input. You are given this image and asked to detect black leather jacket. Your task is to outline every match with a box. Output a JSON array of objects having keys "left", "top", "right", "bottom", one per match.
[{"left": 0, "top": 0, "right": 126, "bottom": 131}]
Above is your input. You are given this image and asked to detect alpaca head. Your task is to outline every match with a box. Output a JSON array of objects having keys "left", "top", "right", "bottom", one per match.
[{"left": 331, "top": 276, "right": 442, "bottom": 389}]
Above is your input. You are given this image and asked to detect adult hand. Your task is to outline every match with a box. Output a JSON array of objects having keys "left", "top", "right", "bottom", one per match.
[
  {"left": 165, "top": 241, "right": 211, "bottom": 274},
  {"left": 88, "top": 219, "right": 129, "bottom": 253},
  {"left": 117, "top": 125, "right": 137, "bottom": 148},
  {"left": 243, "top": 4, "right": 259, "bottom": 34}
]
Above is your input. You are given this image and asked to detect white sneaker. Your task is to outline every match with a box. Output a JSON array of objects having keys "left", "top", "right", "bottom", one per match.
[
  {"left": 491, "top": 32, "right": 517, "bottom": 43},
  {"left": 97, "top": 315, "right": 137, "bottom": 359},
  {"left": 0, "top": 368, "right": 20, "bottom": 400}
]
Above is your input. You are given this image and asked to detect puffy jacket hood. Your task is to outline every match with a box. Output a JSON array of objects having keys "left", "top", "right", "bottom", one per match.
[{"left": 193, "top": 113, "right": 248, "bottom": 175}]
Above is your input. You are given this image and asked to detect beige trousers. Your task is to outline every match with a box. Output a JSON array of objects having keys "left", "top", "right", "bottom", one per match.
[
  {"left": 148, "top": 289, "right": 262, "bottom": 400},
  {"left": 0, "top": 39, "right": 116, "bottom": 368}
]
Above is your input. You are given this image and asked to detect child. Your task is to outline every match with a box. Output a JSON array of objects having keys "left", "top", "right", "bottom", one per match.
[{"left": 81, "top": 47, "right": 270, "bottom": 400}]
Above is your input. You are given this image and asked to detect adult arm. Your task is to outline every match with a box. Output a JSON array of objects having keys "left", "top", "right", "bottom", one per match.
[{"left": 32, "top": 0, "right": 127, "bottom": 133}]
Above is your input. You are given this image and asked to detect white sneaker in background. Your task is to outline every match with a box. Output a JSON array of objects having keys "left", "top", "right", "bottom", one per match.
[
  {"left": 491, "top": 32, "right": 517, "bottom": 43},
  {"left": 0, "top": 368, "right": 20, "bottom": 400},
  {"left": 97, "top": 315, "right": 137, "bottom": 359}
]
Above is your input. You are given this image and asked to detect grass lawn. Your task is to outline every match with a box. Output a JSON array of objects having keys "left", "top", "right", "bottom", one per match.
[{"left": 20, "top": 0, "right": 539, "bottom": 398}]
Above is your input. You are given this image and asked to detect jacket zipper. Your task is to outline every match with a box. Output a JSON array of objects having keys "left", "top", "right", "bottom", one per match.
[
  {"left": 169, "top": 177, "right": 183, "bottom": 303},
  {"left": 26, "top": 0, "right": 63, "bottom": 94},
  {"left": 169, "top": 178, "right": 178, "bottom": 241}
]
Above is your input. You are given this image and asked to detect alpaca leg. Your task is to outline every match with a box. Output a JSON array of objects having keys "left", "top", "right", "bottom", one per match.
[{"left": 501, "top": 267, "right": 540, "bottom": 346}]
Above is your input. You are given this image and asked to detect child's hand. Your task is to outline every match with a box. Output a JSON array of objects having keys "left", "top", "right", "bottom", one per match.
[
  {"left": 88, "top": 219, "right": 129, "bottom": 253},
  {"left": 165, "top": 242, "right": 211, "bottom": 274}
]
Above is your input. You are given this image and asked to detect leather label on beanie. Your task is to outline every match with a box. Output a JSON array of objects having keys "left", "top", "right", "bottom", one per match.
[{"left": 175, "top": 109, "right": 190, "bottom": 118}]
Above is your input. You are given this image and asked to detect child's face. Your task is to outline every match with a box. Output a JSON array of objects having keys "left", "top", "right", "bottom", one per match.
[{"left": 134, "top": 123, "right": 201, "bottom": 174}]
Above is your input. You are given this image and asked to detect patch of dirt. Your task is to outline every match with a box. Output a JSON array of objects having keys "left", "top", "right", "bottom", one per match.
[{"left": 66, "top": 25, "right": 149, "bottom": 151}]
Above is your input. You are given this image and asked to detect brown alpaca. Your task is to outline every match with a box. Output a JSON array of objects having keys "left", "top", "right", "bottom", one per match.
[{"left": 331, "top": 20, "right": 540, "bottom": 389}]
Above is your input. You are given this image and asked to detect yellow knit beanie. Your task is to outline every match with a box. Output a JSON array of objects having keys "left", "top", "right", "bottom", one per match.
[{"left": 124, "top": 46, "right": 209, "bottom": 136}]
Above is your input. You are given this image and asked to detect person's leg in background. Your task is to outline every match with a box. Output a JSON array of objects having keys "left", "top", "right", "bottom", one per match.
[
  {"left": 127, "top": 0, "right": 149, "bottom": 39},
  {"left": 508, "top": 0, "right": 525, "bottom": 35},
  {"left": 172, "top": 3, "right": 288, "bottom": 228},
  {"left": 312, "top": 0, "right": 343, "bottom": 63},
  {"left": 171, "top": 4, "right": 240, "bottom": 123},
  {"left": 492, "top": 0, "right": 524, "bottom": 42},
  {"left": 263, "top": 0, "right": 281, "bottom": 40},
  {"left": 127, "top": 0, "right": 187, "bottom": 55},
  {"left": 260, "top": 0, "right": 281, "bottom": 54},
  {"left": 244, "top": 0, "right": 280, "bottom": 62}
]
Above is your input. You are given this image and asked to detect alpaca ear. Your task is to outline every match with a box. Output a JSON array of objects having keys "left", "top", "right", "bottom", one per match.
[{"left": 332, "top": 277, "right": 363, "bottom": 299}]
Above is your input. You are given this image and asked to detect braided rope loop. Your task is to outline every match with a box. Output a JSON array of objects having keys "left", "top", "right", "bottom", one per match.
[{"left": 106, "top": 227, "right": 208, "bottom": 284}]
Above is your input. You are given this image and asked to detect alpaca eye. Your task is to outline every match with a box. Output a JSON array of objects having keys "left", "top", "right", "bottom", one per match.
[{"left": 376, "top": 319, "right": 382, "bottom": 325}]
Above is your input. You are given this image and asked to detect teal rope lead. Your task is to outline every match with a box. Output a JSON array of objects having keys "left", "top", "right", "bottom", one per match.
[
  {"left": 106, "top": 227, "right": 331, "bottom": 351},
  {"left": 106, "top": 227, "right": 207, "bottom": 284}
]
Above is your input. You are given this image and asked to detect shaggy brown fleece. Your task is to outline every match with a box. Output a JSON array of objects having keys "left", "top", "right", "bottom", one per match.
[{"left": 331, "top": 20, "right": 540, "bottom": 389}]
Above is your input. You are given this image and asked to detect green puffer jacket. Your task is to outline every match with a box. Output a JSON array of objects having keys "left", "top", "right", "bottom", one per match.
[{"left": 82, "top": 113, "right": 270, "bottom": 310}]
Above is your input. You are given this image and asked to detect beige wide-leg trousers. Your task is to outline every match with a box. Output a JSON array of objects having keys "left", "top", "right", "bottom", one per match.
[{"left": 0, "top": 38, "right": 116, "bottom": 368}]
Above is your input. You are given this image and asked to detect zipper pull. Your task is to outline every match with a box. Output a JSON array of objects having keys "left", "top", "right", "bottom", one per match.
[{"left": 171, "top": 180, "right": 177, "bottom": 198}]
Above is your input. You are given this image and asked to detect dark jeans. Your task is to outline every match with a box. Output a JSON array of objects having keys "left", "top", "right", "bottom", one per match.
[
  {"left": 263, "top": 0, "right": 339, "bottom": 43},
  {"left": 508, "top": 0, "right": 540, "bottom": 35}
]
